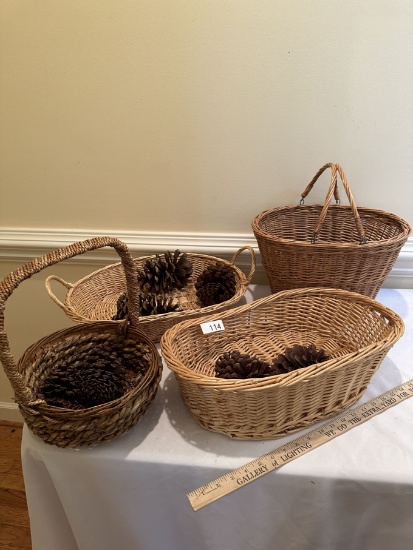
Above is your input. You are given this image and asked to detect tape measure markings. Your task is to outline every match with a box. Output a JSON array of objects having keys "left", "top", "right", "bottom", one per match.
[{"left": 187, "top": 379, "right": 413, "bottom": 511}]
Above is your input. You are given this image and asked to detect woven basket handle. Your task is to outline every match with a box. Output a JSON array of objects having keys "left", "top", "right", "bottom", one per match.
[
  {"left": 230, "top": 246, "right": 256, "bottom": 283},
  {"left": 301, "top": 163, "right": 366, "bottom": 244},
  {"left": 0, "top": 237, "right": 140, "bottom": 406},
  {"left": 44, "top": 275, "right": 75, "bottom": 313},
  {"left": 300, "top": 162, "right": 340, "bottom": 204}
]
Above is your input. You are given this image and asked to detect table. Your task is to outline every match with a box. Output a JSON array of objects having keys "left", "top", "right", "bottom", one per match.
[{"left": 21, "top": 287, "right": 413, "bottom": 550}]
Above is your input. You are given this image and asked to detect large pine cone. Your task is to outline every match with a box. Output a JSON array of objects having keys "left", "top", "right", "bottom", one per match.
[
  {"left": 70, "top": 358, "right": 126, "bottom": 407},
  {"left": 195, "top": 263, "right": 237, "bottom": 307},
  {"left": 139, "top": 294, "right": 182, "bottom": 316},
  {"left": 112, "top": 293, "right": 129, "bottom": 320},
  {"left": 215, "top": 350, "right": 277, "bottom": 379},
  {"left": 39, "top": 352, "right": 126, "bottom": 408},
  {"left": 272, "top": 344, "right": 330, "bottom": 375},
  {"left": 112, "top": 292, "right": 182, "bottom": 319},
  {"left": 138, "top": 250, "right": 192, "bottom": 294},
  {"left": 38, "top": 339, "right": 151, "bottom": 409}
]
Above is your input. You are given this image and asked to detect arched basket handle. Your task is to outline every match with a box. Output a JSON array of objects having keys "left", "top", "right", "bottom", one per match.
[
  {"left": 45, "top": 275, "right": 75, "bottom": 312},
  {"left": 229, "top": 246, "right": 256, "bottom": 283},
  {"left": 300, "top": 163, "right": 366, "bottom": 244},
  {"left": 0, "top": 237, "right": 140, "bottom": 407}
]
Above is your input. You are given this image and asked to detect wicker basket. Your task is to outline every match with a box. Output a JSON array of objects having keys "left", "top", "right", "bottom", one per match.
[
  {"left": 160, "top": 287, "right": 404, "bottom": 440},
  {"left": 0, "top": 237, "right": 162, "bottom": 448},
  {"left": 45, "top": 246, "right": 256, "bottom": 342},
  {"left": 252, "top": 163, "right": 411, "bottom": 298}
]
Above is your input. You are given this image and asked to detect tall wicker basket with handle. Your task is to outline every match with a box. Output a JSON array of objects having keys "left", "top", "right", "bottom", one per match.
[
  {"left": 252, "top": 163, "right": 411, "bottom": 297},
  {"left": 0, "top": 237, "right": 162, "bottom": 448}
]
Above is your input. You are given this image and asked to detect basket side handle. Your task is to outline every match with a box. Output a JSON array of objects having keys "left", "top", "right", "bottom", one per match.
[
  {"left": 229, "top": 246, "right": 256, "bottom": 283},
  {"left": 45, "top": 275, "right": 74, "bottom": 312},
  {"left": 300, "top": 162, "right": 340, "bottom": 203},
  {"left": 0, "top": 237, "right": 140, "bottom": 406}
]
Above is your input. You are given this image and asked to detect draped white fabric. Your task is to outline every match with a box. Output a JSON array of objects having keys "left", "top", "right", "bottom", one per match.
[{"left": 22, "top": 288, "right": 413, "bottom": 550}]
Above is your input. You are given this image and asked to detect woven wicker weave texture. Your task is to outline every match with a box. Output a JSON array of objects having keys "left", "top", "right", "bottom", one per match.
[
  {"left": 252, "top": 163, "right": 411, "bottom": 298},
  {"left": 45, "top": 246, "right": 256, "bottom": 342},
  {"left": 160, "top": 287, "right": 404, "bottom": 440},
  {"left": 0, "top": 237, "right": 162, "bottom": 448}
]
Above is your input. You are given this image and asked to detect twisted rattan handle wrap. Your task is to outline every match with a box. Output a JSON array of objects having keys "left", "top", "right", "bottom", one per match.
[
  {"left": 45, "top": 275, "right": 75, "bottom": 312},
  {"left": 301, "top": 162, "right": 340, "bottom": 203},
  {"left": 229, "top": 246, "right": 256, "bottom": 283},
  {"left": 302, "top": 163, "right": 366, "bottom": 244},
  {"left": 334, "top": 163, "right": 366, "bottom": 242},
  {"left": 0, "top": 237, "right": 140, "bottom": 406}
]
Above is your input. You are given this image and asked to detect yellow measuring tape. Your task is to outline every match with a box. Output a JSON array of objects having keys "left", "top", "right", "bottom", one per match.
[{"left": 187, "top": 378, "right": 413, "bottom": 511}]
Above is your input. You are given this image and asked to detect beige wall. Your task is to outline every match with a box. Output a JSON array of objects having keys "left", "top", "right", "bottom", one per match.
[
  {"left": 1, "top": 1, "right": 413, "bottom": 414},
  {"left": 1, "top": 1, "right": 412, "bottom": 232}
]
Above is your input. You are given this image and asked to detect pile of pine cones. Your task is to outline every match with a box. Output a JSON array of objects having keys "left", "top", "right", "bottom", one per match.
[
  {"left": 113, "top": 250, "right": 192, "bottom": 320},
  {"left": 214, "top": 344, "right": 331, "bottom": 380},
  {"left": 113, "top": 250, "right": 238, "bottom": 320},
  {"left": 38, "top": 337, "right": 152, "bottom": 409}
]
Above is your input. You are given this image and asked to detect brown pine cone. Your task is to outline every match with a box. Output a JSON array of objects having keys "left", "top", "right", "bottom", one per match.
[
  {"left": 38, "top": 339, "right": 152, "bottom": 409},
  {"left": 112, "top": 293, "right": 129, "bottom": 320},
  {"left": 215, "top": 350, "right": 277, "bottom": 379},
  {"left": 138, "top": 250, "right": 192, "bottom": 294},
  {"left": 195, "top": 263, "right": 237, "bottom": 307},
  {"left": 112, "top": 292, "right": 182, "bottom": 319},
  {"left": 272, "top": 344, "right": 330, "bottom": 375},
  {"left": 139, "top": 294, "right": 182, "bottom": 316}
]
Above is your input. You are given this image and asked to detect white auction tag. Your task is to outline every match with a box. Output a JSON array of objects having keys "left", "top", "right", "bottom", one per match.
[{"left": 200, "top": 320, "right": 225, "bottom": 334}]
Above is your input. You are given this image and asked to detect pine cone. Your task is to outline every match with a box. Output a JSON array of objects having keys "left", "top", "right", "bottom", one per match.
[
  {"left": 272, "top": 344, "right": 330, "bottom": 375},
  {"left": 112, "top": 292, "right": 182, "bottom": 319},
  {"left": 71, "top": 358, "right": 126, "bottom": 407},
  {"left": 138, "top": 250, "right": 192, "bottom": 294},
  {"left": 139, "top": 294, "right": 182, "bottom": 316},
  {"left": 38, "top": 339, "right": 152, "bottom": 409},
  {"left": 112, "top": 293, "right": 129, "bottom": 320},
  {"left": 215, "top": 350, "right": 277, "bottom": 379},
  {"left": 38, "top": 371, "right": 84, "bottom": 409},
  {"left": 195, "top": 263, "right": 237, "bottom": 307},
  {"left": 39, "top": 352, "right": 126, "bottom": 408}
]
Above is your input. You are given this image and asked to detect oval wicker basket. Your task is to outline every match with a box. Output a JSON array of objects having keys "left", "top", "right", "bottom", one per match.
[
  {"left": 0, "top": 237, "right": 162, "bottom": 448},
  {"left": 252, "top": 163, "right": 411, "bottom": 298},
  {"left": 45, "top": 246, "right": 256, "bottom": 342},
  {"left": 160, "top": 287, "right": 404, "bottom": 440}
]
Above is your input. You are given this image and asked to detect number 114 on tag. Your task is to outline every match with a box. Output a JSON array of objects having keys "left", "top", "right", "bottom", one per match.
[{"left": 200, "top": 320, "right": 225, "bottom": 334}]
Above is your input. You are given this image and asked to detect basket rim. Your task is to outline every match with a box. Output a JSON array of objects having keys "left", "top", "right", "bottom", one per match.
[
  {"left": 160, "top": 287, "right": 404, "bottom": 388},
  {"left": 252, "top": 204, "right": 412, "bottom": 247},
  {"left": 64, "top": 251, "right": 251, "bottom": 323},
  {"left": 17, "top": 321, "right": 162, "bottom": 419}
]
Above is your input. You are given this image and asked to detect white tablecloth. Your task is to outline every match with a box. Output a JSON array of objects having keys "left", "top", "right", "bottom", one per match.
[{"left": 21, "top": 287, "right": 413, "bottom": 550}]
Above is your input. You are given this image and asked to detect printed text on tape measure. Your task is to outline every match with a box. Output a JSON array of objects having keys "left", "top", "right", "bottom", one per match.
[{"left": 187, "top": 379, "right": 413, "bottom": 511}]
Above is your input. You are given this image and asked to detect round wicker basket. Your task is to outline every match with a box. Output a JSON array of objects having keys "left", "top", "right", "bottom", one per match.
[{"left": 0, "top": 237, "right": 162, "bottom": 448}]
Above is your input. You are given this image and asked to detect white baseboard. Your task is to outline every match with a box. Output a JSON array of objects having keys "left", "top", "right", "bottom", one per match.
[
  {"left": 1, "top": 227, "right": 412, "bottom": 281},
  {"left": 0, "top": 227, "right": 258, "bottom": 265},
  {"left": 0, "top": 402, "right": 23, "bottom": 422}
]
